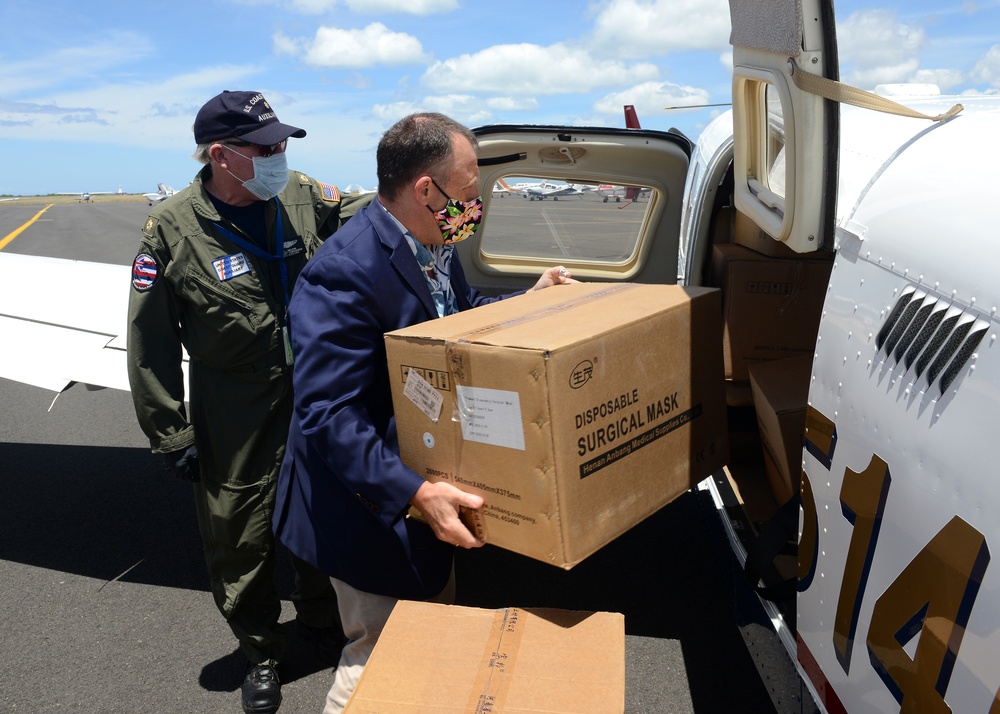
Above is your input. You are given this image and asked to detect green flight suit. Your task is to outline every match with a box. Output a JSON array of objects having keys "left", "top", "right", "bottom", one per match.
[{"left": 127, "top": 165, "right": 372, "bottom": 665}]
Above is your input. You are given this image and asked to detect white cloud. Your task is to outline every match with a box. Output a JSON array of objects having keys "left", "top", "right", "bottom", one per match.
[
  {"left": 912, "top": 68, "right": 965, "bottom": 91},
  {"left": 719, "top": 51, "right": 733, "bottom": 74},
  {"left": 275, "top": 23, "right": 429, "bottom": 68},
  {"left": 0, "top": 32, "right": 154, "bottom": 96},
  {"left": 970, "top": 44, "right": 1000, "bottom": 88},
  {"left": 594, "top": 80, "right": 711, "bottom": 119},
  {"left": 372, "top": 95, "right": 496, "bottom": 126},
  {"left": 0, "top": 65, "right": 263, "bottom": 147},
  {"left": 587, "top": 0, "right": 731, "bottom": 58},
  {"left": 422, "top": 43, "right": 659, "bottom": 96},
  {"left": 838, "top": 9, "right": 926, "bottom": 88},
  {"left": 486, "top": 96, "right": 539, "bottom": 112}
]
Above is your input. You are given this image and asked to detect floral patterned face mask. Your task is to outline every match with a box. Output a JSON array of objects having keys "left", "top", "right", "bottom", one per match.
[{"left": 428, "top": 178, "right": 483, "bottom": 244}]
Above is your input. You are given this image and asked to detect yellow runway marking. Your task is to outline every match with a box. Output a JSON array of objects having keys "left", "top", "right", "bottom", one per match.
[{"left": 0, "top": 204, "right": 54, "bottom": 250}]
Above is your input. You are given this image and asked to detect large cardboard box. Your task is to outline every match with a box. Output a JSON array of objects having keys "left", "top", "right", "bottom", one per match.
[
  {"left": 385, "top": 283, "right": 728, "bottom": 568},
  {"left": 344, "top": 601, "right": 625, "bottom": 713},
  {"left": 748, "top": 355, "right": 813, "bottom": 505},
  {"left": 712, "top": 243, "right": 832, "bottom": 381}
]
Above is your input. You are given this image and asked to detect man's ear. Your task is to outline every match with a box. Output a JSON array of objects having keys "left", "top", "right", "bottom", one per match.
[
  {"left": 414, "top": 175, "right": 436, "bottom": 207},
  {"left": 208, "top": 143, "right": 227, "bottom": 168}
]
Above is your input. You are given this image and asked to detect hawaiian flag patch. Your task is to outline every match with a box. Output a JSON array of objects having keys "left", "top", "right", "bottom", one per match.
[
  {"left": 132, "top": 253, "right": 158, "bottom": 291},
  {"left": 212, "top": 253, "right": 252, "bottom": 281}
]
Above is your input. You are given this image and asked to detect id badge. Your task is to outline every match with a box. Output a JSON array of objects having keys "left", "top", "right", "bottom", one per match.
[{"left": 282, "top": 325, "right": 294, "bottom": 366}]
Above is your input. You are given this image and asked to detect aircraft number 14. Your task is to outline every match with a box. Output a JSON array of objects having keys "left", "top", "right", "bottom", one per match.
[{"left": 799, "top": 407, "right": 996, "bottom": 713}]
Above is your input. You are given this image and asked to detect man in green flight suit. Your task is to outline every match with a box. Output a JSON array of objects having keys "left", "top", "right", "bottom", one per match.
[{"left": 126, "top": 90, "right": 371, "bottom": 714}]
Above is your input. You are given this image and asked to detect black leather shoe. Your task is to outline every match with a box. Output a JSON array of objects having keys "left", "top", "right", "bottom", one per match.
[
  {"left": 242, "top": 663, "right": 281, "bottom": 714},
  {"left": 297, "top": 618, "right": 347, "bottom": 667}
]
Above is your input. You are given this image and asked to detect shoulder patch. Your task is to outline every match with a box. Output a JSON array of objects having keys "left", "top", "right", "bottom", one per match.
[
  {"left": 142, "top": 215, "right": 159, "bottom": 238},
  {"left": 319, "top": 182, "right": 341, "bottom": 203},
  {"left": 132, "top": 253, "right": 159, "bottom": 291}
]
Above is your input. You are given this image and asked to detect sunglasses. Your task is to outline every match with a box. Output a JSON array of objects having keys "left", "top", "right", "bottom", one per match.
[{"left": 222, "top": 139, "right": 287, "bottom": 158}]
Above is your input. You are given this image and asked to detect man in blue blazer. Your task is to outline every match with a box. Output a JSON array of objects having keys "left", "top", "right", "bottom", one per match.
[{"left": 272, "top": 112, "right": 574, "bottom": 713}]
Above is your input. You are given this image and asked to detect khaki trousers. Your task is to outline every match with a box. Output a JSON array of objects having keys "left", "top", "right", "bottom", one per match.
[{"left": 323, "top": 570, "right": 455, "bottom": 714}]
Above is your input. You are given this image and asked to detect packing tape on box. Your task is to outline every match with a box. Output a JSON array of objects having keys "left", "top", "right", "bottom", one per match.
[
  {"left": 443, "top": 282, "right": 641, "bottom": 396},
  {"left": 464, "top": 607, "right": 527, "bottom": 713}
]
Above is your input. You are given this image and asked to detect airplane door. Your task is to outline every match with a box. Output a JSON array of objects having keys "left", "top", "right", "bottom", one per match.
[
  {"left": 461, "top": 125, "right": 693, "bottom": 293},
  {"left": 726, "top": 1, "right": 840, "bottom": 710},
  {"left": 729, "top": 0, "right": 839, "bottom": 254}
]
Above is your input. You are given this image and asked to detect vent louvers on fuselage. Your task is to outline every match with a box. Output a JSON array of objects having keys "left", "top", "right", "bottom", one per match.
[
  {"left": 876, "top": 289, "right": 915, "bottom": 351},
  {"left": 878, "top": 290, "right": 986, "bottom": 395},
  {"left": 939, "top": 326, "right": 989, "bottom": 393},
  {"left": 903, "top": 307, "right": 946, "bottom": 370},
  {"left": 915, "top": 314, "right": 959, "bottom": 379},
  {"left": 926, "top": 321, "right": 974, "bottom": 387},
  {"left": 894, "top": 302, "right": 934, "bottom": 362}
]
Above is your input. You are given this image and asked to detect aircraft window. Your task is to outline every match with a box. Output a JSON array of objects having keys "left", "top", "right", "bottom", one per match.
[
  {"left": 765, "top": 85, "right": 786, "bottom": 199},
  {"left": 483, "top": 177, "right": 653, "bottom": 263}
]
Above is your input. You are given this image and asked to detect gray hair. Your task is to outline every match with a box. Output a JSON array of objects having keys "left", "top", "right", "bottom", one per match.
[{"left": 192, "top": 142, "right": 213, "bottom": 165}]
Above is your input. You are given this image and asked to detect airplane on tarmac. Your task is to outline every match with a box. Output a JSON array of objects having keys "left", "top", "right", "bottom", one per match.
[
  {"left": 520, "top": 180, "right": 589, "bottom": 201},
  {"left": 143, "top": 184, "right": 176, "bottom": 206},
  {"left": 1, "top": 2, "right": 998, "bottom": 712},
  {"left": 594, "top": 184, "right": 652, "bottom": 203},
  {"left": 344, "top": 183, "right": 377, "bottom": 196},
  {"left": 58, "top": 188, "right": 122, "bottom": 202},
  {"left": 498, "top": 178, "right": 590, "bottom": 201}
]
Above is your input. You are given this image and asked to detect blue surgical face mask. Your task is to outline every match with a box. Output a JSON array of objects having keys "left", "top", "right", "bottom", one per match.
[{"left": 224, "top": 146, "right": 289, "bottom": 200}]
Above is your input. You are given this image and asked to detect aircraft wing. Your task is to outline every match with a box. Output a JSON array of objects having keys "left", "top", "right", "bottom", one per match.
[
  {"left": 143, "top": 184, "right": 176, "bottom": 204},
  {"left": 0, "top": 252, "right": 189, "bottom": 395},
  {"left": 543, "top": 185, "right": 583, "bottom": 197}
]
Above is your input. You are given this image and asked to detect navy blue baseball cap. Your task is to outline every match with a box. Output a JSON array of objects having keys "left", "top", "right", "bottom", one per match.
[{"left": 193, "top": 90, "right": 306, "bottom": 145}]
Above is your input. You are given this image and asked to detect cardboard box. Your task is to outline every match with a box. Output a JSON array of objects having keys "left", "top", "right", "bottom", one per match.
[
  {"left": 733, "top": 210, "right": 836, "bottom": 258},
  {"left": 344, "top": 601, "right": 625, "bottom": 713},
  {"left": 385, "top": 283, "right": 728, "bottom": 568},
  {"left": 748, "top": 355, "right": 813, "bottom": 505},
  {"left": 712, "top": 243, "right": 832, "bottom": 381}
]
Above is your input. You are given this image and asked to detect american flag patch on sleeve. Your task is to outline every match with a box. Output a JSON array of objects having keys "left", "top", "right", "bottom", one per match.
[{"left": 320, "top": 183, "right": 341, "bottom": 202}]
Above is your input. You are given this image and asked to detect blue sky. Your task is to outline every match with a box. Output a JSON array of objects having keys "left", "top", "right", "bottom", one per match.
[{"left": 2, "top": 0, "right": 999, "bottom": 197}]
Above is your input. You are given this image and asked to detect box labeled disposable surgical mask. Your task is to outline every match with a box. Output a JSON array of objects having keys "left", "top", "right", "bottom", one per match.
[{"left": 385, "top": 282, "right": 728, "bottom": 568}]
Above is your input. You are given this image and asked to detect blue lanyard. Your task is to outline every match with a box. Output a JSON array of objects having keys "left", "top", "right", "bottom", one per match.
[{"left": 212, "top": 200, "right": 291, "bottom": 309}]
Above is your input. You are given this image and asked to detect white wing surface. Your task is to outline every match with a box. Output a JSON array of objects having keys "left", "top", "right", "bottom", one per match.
[{"left": 0, "top": 252, "right": 188, "bottom": 394}]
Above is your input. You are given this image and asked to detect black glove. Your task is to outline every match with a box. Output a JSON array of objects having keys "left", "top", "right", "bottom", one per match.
[{"left": 163, "top": 444, "right": 201, "bottom": 483}]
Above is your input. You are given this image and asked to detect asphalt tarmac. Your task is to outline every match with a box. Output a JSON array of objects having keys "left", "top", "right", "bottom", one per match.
[{"left": 0, "top": 199, "right": 782, "bottom": 713}]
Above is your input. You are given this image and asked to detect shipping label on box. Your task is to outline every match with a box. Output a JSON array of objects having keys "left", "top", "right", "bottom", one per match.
[
  {"left": 385, "top": 283, "right": 728, "bottom": 568},
  {"left": 344, "top": 601, "right": 625, "bottom": 714}
]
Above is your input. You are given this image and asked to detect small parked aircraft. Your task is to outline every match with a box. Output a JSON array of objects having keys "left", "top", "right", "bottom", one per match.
[{"left": 143, "top": 184, "right": 175, "bottom": 206}]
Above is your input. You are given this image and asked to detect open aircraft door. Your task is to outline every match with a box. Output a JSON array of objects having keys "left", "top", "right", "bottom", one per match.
[
  {"left": 729, "top": 0, "right": 839, "bottom": 255},
  {"left": 461, "top": 124, "right": 694, "bottom": 292}
]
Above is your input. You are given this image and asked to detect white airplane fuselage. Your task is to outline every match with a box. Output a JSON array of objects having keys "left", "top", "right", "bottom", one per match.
[
  {"left": 687, "top": 93, "right": 1000, "bottom": 713},
  {"left": 804, "top": 96, "right": 1000, "bottom": 714}
]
